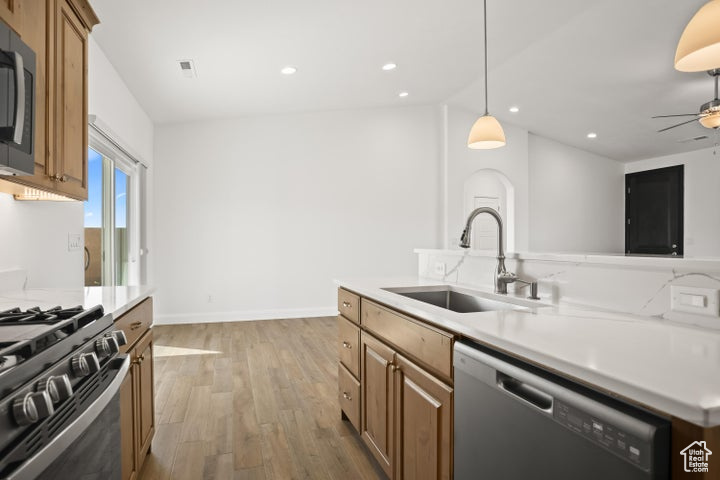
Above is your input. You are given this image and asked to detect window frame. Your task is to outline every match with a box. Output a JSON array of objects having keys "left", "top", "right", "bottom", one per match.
[{"left": 87, "top": 128, "right": 143, "bottom": 286}]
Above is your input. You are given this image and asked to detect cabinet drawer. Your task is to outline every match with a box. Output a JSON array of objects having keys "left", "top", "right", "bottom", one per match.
[
  {"left": 338, "top": 315, "right": 360, "bottom": 377},
  {"left": 361, "top": 299, "right": 453, "bottom": 381},
  {"left": 338, "top": 288, "right": 360, "bottom": 324},
  {"left": 115, "top": 297, "right": 153, "bottom": 353},
  {"left": 338, "top": 363, "right": 360, "bottom": 431}
]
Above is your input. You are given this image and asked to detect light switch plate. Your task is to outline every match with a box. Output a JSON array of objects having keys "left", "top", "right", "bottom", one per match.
[
  {"left": 68, "top": 233, "right": 82, "bottom": 252},
  {"left": 670, "top": 286, "right": 720, "bottom": 317}
]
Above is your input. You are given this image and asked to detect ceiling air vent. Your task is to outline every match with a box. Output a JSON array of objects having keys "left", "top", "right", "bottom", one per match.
[
  {"left": 677, "top": 135, "right": 708, "bottom": 143},
  {"left": 178, "top": 59, "right": 197, "bottom": 78}
]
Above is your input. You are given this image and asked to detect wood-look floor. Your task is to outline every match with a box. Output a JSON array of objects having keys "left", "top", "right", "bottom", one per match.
[{"left": 139, "top": 317, "right": 384, "bottom": 480}]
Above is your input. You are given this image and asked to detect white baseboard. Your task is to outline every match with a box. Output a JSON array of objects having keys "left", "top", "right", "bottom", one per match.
[{"left": 155, "top": 307, "right": 339, "bottom": 325}]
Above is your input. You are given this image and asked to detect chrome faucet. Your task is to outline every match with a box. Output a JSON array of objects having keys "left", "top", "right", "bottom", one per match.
[{"left": 459, "top": 207, "right": 539, "bottom": 299}]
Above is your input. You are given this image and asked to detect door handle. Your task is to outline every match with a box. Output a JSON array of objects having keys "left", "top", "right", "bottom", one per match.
[
  {"left": 0, "top": 51, "right": 26, "bottom": 145},
  {"left": 497, "top": 371, "right": 553, "bottom": 413}
]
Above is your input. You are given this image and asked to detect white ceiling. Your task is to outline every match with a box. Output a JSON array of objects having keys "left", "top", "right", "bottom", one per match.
[{"left": 90, "top": 0, "right": 715, "bottom": 161}]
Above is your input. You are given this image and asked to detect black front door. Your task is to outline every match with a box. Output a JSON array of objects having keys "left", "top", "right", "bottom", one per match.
[{"left": 625, "top": 165, "right": 683, "bottom": 256}]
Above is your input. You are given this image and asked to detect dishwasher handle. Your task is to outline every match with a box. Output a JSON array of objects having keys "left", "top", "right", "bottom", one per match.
[{"left": 497, "top": 371, "right": 554, "bottom": 413}]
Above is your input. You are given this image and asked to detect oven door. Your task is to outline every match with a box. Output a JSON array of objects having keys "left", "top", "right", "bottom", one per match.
[{"left": 6, "top": 356, "right": 130, "bottom": 480}]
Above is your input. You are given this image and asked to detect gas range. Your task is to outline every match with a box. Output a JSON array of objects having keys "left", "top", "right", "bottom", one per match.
[{"left": 0, "top": 305, "right": 129, "bottom": 480}]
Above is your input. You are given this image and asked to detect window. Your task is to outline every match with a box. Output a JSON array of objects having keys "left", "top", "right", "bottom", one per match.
[{"left": 84, "top": 131, "right": 144, "bottom": 286}]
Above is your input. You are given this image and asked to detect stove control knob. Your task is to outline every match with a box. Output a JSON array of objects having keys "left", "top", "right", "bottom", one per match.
[
  {"left": 107, "top": 330, "right": 128, "bottom": 347},
  {"left": 71, "top": 352, "right": 100, "bottom": 377},
  {"left": 37, "top": 375, "right": 73, "bottom": 404},
  {"left": 95, "top": 337, "right": 112, "bottom": 358},
  {"left": 105, "top": 336, "right": 120, "bottom": 355},
  {"left": 85, "top": 352, "right": 101, "bottom": 374},
  {"left": 12, "top": 391, "right": 54, "bottom": 426}
]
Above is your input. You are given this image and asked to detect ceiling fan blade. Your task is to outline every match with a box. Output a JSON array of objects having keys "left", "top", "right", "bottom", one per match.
[
  {"left": 652, "top": 114, "right": 698, "bottom": 118},
  {"left": 657, "top": 118, "right": 699, "bottom": 132}
]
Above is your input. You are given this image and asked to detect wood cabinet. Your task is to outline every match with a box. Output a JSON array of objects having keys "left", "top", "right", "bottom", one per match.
[
  {"left": 359, "top": 330, "right": 453, "bottom": 480},
  {"left": 0, "top": 0, "right": 21, "bottom": 35},
  {"left": 337, "top": 288, "right": 363, "bottom": 433},
  {"left": 0, "top": 0, "right": 98, "bottom": 200},
  {"left": 120, "top": 357, "right": 138, "bottom": 480},
  {"left": 338, "top": 288, "right": 454, "bottom": 480},
  {"left": 395, "top": 354, "right": 452, "bottom": 480},
  {"left": 135, "top": 330, "right": 155, "bottom": 466},
  {"left": 117, "top": 297, "right": 155, "bottom": 480},
  {"left": 360, "top": 331, "right": 396, "bottom": 478}
]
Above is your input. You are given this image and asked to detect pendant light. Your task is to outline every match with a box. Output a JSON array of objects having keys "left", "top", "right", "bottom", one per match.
[
  {"left": 675, "top": 0, "right": 720, "bottom": 72},
  {"left": 468, "top": 0, "right": 506, "bottom": 149}
]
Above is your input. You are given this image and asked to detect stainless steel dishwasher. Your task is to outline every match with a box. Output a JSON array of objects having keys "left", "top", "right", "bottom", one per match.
[{"left": 454, "top": 341, "right": 670, "bottom": 480}]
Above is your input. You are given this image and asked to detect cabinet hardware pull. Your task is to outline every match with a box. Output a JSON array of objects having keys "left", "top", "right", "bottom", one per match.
[
  {"left": 342, "top": 392, "right": 351, "bottom": 401},
  {"left": 342, "top": 301, "right": 351, "bottom": 308},
  {"left": 130, "top": 321, "right": 143, "bottom": 330},
  {"left": 342, "top": 341, "right": 352, "bottom": 349}
]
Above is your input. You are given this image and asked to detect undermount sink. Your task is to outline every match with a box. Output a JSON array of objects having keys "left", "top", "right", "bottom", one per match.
[{"left": 382, "top": 285, "right": 531, "bottom": 313}]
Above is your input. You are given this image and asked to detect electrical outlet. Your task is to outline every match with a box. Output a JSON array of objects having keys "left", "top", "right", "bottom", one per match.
[
  {"left": 68, "top": 233, "right": 82, "bottom": 252},
  {"left": 671, "top": 286, "right": 720, "bottom": 317},
  {"left": 434, "top": 262, "right": 446, "bottom": 276}
]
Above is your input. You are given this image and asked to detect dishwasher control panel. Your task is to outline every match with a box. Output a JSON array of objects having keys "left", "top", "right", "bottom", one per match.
[{"left": 554, "top": 400, "right": 652, "bottom": 471}]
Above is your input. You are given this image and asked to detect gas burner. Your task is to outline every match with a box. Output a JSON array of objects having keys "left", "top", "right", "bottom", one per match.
[{"left": 0, "top": 306, "right": 86, "bottom": 325}]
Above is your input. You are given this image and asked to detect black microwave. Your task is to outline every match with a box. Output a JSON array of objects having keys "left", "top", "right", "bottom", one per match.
[{"left": 0, "top": 19, "right": 35, "bottom": 176}]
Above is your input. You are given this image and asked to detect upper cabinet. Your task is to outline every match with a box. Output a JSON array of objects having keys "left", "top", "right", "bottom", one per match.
[
  {"left": 0, "top": 0, "right": 22, "bottom": 34},
  {"left": 0, "top": 0, "right": 98, "bottom": 200}
]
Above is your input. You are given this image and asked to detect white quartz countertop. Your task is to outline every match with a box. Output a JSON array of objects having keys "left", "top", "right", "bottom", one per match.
[
  {"left": 336, "top": 276, "right": 720, "bottom": 427},
  {"left": 0, "top": 285, "right": 155, "bottom": 319}
]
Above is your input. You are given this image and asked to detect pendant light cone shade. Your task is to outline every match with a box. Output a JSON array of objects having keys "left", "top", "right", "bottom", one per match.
[
  {"left": 468, "top": 114, "right": 506, "bottom": 149},
  {"left": 675, "top": 0, "right": 720, "bottom": 72}
]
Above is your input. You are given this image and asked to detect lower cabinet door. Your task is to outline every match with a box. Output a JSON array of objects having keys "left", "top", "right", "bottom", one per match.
[
  {"left": 395, "top": 354, "right": 453, "bottom": 480},
  {"left": 120, "top": 369, "right": 137, "bottom": 480},
  {"left": 360, "top": 332, "right": 395, "bottom": 478},
  {"left": 136, "top": 330, "right": 155, "bottom": 466}
]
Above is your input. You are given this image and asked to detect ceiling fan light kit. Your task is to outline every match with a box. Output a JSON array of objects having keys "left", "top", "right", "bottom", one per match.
[
  {"left": 699, "top": 112, "right": 720, "bottom": 128},
  {"left": 675, "top": 0, "right": 720, "bottom": 72},
  {"left": 467, "top": 0, "right": 506, "bottom": 150},
  {"left": 653, "top": 69, "right": 720, "bottom": 131}
]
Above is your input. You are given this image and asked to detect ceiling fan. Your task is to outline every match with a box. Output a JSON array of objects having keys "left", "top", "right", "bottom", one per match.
[{"left": 653, "top": 69, "right": 720, "bottom": 132}]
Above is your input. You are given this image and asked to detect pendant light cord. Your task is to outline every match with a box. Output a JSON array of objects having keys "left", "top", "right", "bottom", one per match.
[{"left": 484, "top": 0, "right": 489, "bottom": 116}]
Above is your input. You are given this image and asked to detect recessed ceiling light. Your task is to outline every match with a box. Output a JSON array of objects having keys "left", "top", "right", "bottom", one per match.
[
  {"left": 509, "top": 106, "right": 520, "bottom": 113},
  {"left": 587, "top": 132, "right": 598, "bottom": 139},
  {"left": 280, "top": 66, "right": 297, "bottom": 75},
  {"left": 398, "top": 92, "right": 409, "bottom": 98},
  {"left": 382, "top": 63, "right": 397, "bottom": 71}
]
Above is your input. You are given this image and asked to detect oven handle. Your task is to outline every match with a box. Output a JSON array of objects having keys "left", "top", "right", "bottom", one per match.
[{"left": 6, "top": 355, "right": 130, "bottom": 480}]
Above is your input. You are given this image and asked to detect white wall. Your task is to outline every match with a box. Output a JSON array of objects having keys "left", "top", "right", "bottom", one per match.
[
  {"left": 88, "top": 37, "right": 155, "bottom": 284},
  {"left": 625, "top": 146, "right": 720, "bottom": 258},
  {"left": 529, "top": 134, "right": 624, "bottom": 253},
  {"left": 442, "top": 105, "right": 623, "bottom": 255},
  {"left": 153, "top": 105, "right": 442, "bottom": 323},
  {"left": 88, "top": 37, "right": 154, "bottom": 166},
  {"left": 0, "top": 194, "right": 84, "bottom": 288}
]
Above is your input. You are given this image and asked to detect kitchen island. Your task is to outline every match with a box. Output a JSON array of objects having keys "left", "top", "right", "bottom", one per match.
[{"left": 336, "top": 277, "right": 720, "bottom": 480}]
